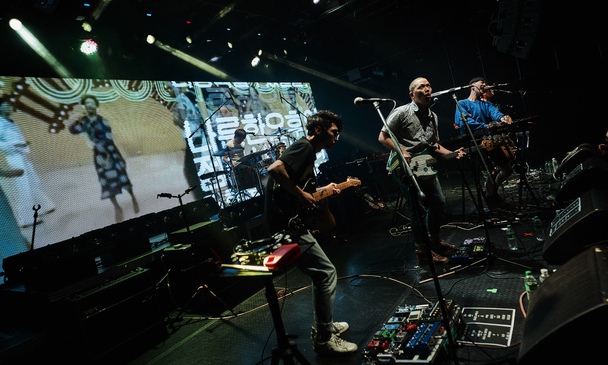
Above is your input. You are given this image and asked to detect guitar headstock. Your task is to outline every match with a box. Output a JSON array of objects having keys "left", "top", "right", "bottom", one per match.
[{"left": 346, "top": 176, "right": 362, "bottom": 186}]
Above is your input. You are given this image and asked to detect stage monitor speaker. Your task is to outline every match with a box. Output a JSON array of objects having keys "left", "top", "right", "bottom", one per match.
[
  {"left": 543, "top": 188, "right": 608, "bottom": 264},
  {"left": 56, "top": 267, "right": 167, "bottom": 362},
  {"left": 555, "top": 156, "right": 608, "bottom": 202},
  {"left": 519, "top": 244, "right": 608, "bottom": 364},
  {"left": 554, "top": 143, "right": 597, "bottom": 178}
]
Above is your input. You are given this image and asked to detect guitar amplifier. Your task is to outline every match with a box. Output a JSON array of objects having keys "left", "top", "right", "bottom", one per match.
[
  {"left": 555, "top": 156, "right": 608, "bottom": 202},
  {"left": 543, "top": 189, "right": 608, "bottom": 265},
  {"left": 554, "top": 143, "right": 597, "bottom": 178}
]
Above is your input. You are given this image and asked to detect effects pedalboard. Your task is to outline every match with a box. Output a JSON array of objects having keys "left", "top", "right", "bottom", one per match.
[
  {"left": 362, "top": 300, "right": 461, "bottom": 364},
  {"left": 449, "top": 236, "right": 487, "bottom": 264}
]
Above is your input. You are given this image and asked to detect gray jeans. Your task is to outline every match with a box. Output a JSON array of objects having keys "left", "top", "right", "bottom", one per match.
[{"left": 295, "top": 230, "right": 337, "bottom": 337}]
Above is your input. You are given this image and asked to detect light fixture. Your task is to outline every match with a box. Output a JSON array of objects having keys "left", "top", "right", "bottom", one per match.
[
  {"left": 80, "top": 39, "right": 98, "bottom": 55},
  {"left": 251, "top": 56, "right": 260, "bottom": 67},
  {"left": 82, "top": 21, "right": 92, "bottom": 32},
  {"left": 146, "top": 35, "right": 156, "bottom": 44},
  {"left": 186, "top": 36, "right": 192, "bottom": 44},
  {"left": 9, "top": 18, "right": 23, "bottom": 30}
]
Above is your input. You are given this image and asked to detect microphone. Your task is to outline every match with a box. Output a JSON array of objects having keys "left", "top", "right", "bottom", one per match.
[
  {"left": 157, "top": 193, "right": 172, "bottom": 198},
  {"left": 354, "top": 97, "right": 394, "bottom": 105},
  {"left": 245, "top": 132, "right": 256, "bottom": 135},
  {"left": 430, "top": 97, "right": 439, "bottom": 107},
  {"left": 483, "top": 83, "right": 510, "bottom": 91},
  {"left": 184, "top": 185, "right": 198, "bottom": 194}
]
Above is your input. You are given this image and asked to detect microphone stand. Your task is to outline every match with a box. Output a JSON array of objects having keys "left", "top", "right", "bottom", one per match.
[
  {"left": 370, "top": 101, "right": 459, "bottom": 364},
  {"left": 279, "top": 93, "right": 308, "bottom": 135},
  {"left": 435, "top": 93, "right": 531, "bottom": 278},
  {"left": 30, "top": 204, "right": 41, "bottom": 251},
  {"left": 158, "top": 187, "right": 234, "bottom": 319},
  {"left": 190, "top": 99, "right": 230, "bottom": 209}
]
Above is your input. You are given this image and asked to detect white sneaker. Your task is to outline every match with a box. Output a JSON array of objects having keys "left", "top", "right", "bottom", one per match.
[
  {"left": 330, "top": 321, "right": 349, "bottom": 335},
  {"left": 310, "top": 321, "right": 350, "bottom": 339},
  {"left": 313, "top": 333, "right": 358, "bottom": 355}
]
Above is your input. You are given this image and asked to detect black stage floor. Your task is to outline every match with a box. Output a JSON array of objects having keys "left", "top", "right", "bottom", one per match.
[{"left": 1, "top": 169, "right": 574, "bottom": 365}]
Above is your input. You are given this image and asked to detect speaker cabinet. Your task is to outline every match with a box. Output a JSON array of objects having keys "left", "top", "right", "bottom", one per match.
[
  {"left": 555, "top": 156, "right": 608, "bottom": 202},
  {"left": 519, "top": 244, "right": 608, "bottom": 364},
  {"left": 54, "top": 267, "right": 167, "bottom": 362},
  {"left": 543, "top": 188, "right": 608, "bottom": 264}
]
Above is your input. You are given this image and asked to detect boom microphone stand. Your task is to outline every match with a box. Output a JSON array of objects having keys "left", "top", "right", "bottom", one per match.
[
  {"left": 189, "top": 99, "right": 230, "bottom": 209},
  {"left": 157, "top": 186, "right": 236, "bottom": 319},
  {"left": 363, "top": 98, "right": 459, "bottom": 363},
  {"left": 428, "top": 86, "right": 531, "bottom": 277}
]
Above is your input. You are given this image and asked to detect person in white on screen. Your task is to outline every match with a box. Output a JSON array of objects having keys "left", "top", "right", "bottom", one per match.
[{"left": 0, "top": 97, "right": 55, "bottom": 227}]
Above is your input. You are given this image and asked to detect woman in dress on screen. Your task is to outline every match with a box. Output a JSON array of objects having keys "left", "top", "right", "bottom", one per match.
[{"left": 69, "top": 94, "right": 139, "bottom": 223}]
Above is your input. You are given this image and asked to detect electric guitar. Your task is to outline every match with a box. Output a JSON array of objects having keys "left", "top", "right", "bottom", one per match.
[
  {"left": 388, "top": 146, "right": 476, "bottom": 178},
  {"left": 271, "top": 177, "right": 361, "bottom": 234}
]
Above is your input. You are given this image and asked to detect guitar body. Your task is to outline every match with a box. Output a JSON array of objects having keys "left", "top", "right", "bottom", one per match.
[
  {"left": 271, "top": 177, "right": 361, "bottom": 234},
  {"left": 387, "top": 146, "right": 476, "bottom": 184}
]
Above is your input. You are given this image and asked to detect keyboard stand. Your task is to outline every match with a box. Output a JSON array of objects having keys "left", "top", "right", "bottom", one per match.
[{"left": 220, "top": 262, "right": 310, "bottom": 365}]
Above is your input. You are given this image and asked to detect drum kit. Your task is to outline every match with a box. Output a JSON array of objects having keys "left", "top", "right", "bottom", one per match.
[{"left": 204, "top": 128, "right": 301, "bottom": 205}]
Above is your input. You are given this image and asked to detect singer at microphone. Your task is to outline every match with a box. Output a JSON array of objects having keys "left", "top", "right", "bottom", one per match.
[
  {"left": 353, "top": 97, "right": 394, "bottom": 105},
  {"left": 377, "top": 76, "right": 466, "bottom": 266}
]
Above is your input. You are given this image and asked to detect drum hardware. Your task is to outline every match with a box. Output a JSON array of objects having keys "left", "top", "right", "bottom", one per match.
[{"left": 212, "top": 146, "right": 244, "bottom": 156}]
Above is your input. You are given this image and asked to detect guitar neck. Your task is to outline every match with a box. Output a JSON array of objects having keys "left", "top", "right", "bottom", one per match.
[{"left": 312, "top": 180, "right": 357, "bottom": 201}]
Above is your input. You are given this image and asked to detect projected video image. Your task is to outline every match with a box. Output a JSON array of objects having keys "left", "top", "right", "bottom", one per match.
[{"left": 0, "top": 76, "right": 317, "bottom": 266}]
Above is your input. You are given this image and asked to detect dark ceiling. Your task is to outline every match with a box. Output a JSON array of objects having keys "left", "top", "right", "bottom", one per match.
[
  {"left": 0, "top": 0, "right": 606, "bottom": 161},
  {"left": 0, "top": 1, "right": 542, "bottom": 83}
]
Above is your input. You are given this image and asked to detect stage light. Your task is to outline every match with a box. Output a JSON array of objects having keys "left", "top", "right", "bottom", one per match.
[
  {"left": 82, "top": 21, "right": 92, "bottom": 32},
  {"left": 80, "top": 39, "right": 98, "bottom": 55},
  {"left": 146, "top": 35, "right": 156, "bottom": 44},
  {"left": 251, "top": 56, "right": 260, "bottom": 67},
  {"left": 227, "top": 41, "right": 233, "bottom": 49},
  {"left": 258, "top": 49, "right": 263, "bottom": 56},
  {"left": 9, "top": 18, "right": 71, "bottom": 77},
  {"left": 186, "top": 36, "right": 192, "bottom": 44},
  {"left": 9, "top": 18, "right": 23, "bottom": 30}
]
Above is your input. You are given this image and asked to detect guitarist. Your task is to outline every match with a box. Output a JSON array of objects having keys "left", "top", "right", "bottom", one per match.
[
  {"left": 264, "top": 110, "right": 358, "bottom": 355},
  {"left": 378, "top": 77, "right": 466, "bottom": 266}
]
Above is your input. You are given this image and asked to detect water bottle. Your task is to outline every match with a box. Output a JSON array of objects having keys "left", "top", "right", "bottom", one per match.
[
  {"left": 533, "top": 216, "right": 545, "bottom": 241},
  {"left": 551, "top": 157, "right": 559, "bottom": 174},
  {"left": 539, "top": 268, "right": 550, "bottom": 283},
  {"left": 506, "top": 225, "right": 517, "bottom": 251},
  {"left": 524, "top": 270, "right": 538, "bottom": 302}
]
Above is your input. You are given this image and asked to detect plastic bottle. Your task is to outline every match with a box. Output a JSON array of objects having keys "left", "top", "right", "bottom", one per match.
[
  {"left": 506, "top": 225, "right": 517, "bottom": 251},
  {"left": 524, "top": 270, "right": 538, "bottom": 301},
  {"left": 551, "top": 157, "right": 559, "bottom": 174},
  {"left": 539, "top": 268, "right": 550, "bottom": 283},
  {"left": 533, "top": 216, "right": 545, "bottom": 241}
]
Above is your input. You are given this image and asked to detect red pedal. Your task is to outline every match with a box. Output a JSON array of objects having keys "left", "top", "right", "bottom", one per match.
[{"left": 263, "top": 244, "right": 301, "bottom": 271}]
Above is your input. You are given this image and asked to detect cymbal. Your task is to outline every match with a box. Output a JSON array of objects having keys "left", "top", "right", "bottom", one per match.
[
  {"left": 199, "top": 171, "right": 227, "bottom": 180},
  {"left": 271, "top": 127, "right": 302, "bottom": 135},
  {"left": 239, "top": 149, "right": 270, "bottom": 163},
  {"left": 212, "top": 146, "right": 244, "bottom": 156}
]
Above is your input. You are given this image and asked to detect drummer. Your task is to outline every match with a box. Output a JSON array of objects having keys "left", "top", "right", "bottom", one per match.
[
  {"left": 223, "top": 128, "right": 246, "bottom": 167},
  {"left": 276, "top": 142, "right": 286, "bottom": 158}
]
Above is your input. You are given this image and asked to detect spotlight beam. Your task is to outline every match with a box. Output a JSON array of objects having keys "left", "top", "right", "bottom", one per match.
[
  {"left": 152, "top": 39, "right": 235, "bottom": 80},
  {"left": 10, "top": 19, "right": 72, "bottom": 78}
]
